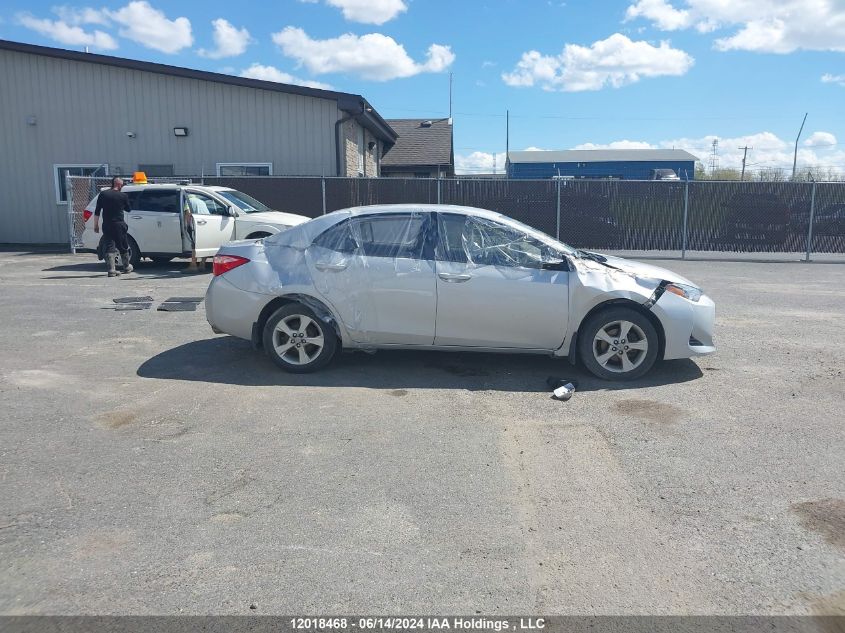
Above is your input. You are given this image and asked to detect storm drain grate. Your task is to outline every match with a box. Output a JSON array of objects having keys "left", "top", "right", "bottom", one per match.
[
  {"left": 157, "top": 302, "right": 198, "bottom": 312},
  {"left": 163, "top": 296, "right": 204, "bottom": 304}
]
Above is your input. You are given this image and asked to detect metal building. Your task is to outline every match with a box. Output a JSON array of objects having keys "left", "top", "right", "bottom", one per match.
[
  {"left": 507, "top": 149, "right": 698, "bottom": 180},
  {"left": 0, "top": 39, "right": 397, "bottom": 244}
]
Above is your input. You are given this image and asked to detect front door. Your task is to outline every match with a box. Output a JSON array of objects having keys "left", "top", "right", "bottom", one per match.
[
  {"left": 129, "top": 188, "right": 183, "bottom": 254},
  {"left": 433, "top": 213, "right": 570, "bottom": 350},
  {"left": 185, "top": 190, "right": 235, "bottom": 257},
  {"left": 307, "top": 211, "right": 436, "bottom": 345}
]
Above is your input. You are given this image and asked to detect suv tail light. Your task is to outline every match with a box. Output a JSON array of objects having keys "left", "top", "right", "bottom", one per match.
[
  {"left": 213, "top": 254, "right": 250, "bottom": 276},
  {"left": 83, "top": 210, "right": 93, "bottom": 222}
]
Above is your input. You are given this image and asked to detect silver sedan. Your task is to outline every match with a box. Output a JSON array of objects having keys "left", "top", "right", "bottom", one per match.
[{"left": 205, "top": 205, "right": 715, "bottom": 380}]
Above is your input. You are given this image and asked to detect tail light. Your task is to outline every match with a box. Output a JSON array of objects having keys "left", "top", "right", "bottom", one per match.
[
  {"left": 213, "top": 254, "right": 250, "bottom": 276},
  {"left": 83, "top": 210, "right": 93, "bottom": 222}
]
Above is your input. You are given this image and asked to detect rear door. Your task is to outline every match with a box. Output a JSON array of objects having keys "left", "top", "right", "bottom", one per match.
[
  {"left": 307, "top": 212, "right": 437, "bottom": 345},
  {"left": 130, "top": 188, "right": 182, "bottom": 254},
  {"left": 185, "top": 190, "right": 236, "bottom": 257}
]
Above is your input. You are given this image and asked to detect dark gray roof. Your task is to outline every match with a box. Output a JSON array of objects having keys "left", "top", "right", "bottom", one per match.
[
  {"left": 382, "top": 118, "right": 453, "bottom": 167},
  {"left": 0, "top": 38, "right": 397, "bottom": 144},
  {"left": 508, "top": 149, "right": 699, "bottom": 163}
]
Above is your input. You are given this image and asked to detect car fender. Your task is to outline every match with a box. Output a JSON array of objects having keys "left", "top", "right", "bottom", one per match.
[{"left": 236, "top": 220, "right": 284, "bottom": 238}]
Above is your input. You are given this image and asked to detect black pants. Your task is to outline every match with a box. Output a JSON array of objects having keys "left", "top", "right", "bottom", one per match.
[{"left": 102, "top": 221, "right": 129, "bottom": 255}]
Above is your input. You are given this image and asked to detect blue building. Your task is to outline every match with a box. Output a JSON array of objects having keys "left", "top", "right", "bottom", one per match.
[{"left": 506, "top": 149, "right": 698, "bottom": 180}]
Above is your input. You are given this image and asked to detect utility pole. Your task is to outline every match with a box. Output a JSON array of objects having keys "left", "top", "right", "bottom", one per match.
[
  {"left": 738, "top": 145, "right": 752, "bottom": 181},
  {"left": 792, "top": 112, "right": 807, "bottom": 180},
  {"left": 708, "top": 139, "right": 719, "bottom": 177},
  {"left": 505, "top": 110, "right": 509, "bottom": 177}
]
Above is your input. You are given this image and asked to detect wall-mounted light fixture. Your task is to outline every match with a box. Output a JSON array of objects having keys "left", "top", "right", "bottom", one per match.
[
  {"left": 367, "top": 141, "right": 376, "bottom": 151},
  {"left": 26, "top": 115, "right": 37, "bottom": 126},
  {"left": 126, "top": 131, "right": 136, "bottom": 138},
  {"left": 174, "top": 127, "right": 189, "bottom": 137}
]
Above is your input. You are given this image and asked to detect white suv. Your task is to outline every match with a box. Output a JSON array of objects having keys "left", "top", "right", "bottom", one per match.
[{"left": 79, "top": 184, "right": 309, "bottom": 266}]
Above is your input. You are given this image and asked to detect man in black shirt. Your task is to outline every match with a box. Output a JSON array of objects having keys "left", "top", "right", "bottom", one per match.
[{"left": 94, "top": 177, "right": 133, "bottom": 276}]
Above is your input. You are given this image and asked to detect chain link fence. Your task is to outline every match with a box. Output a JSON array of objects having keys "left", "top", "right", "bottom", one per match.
[{"left": 67, "top": 175, "right": 845, "bottom": 258}]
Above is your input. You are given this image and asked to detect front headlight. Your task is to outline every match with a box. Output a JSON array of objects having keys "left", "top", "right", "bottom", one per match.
[{"left": 665, "top": 282, "right": 702, "bottom": 302}]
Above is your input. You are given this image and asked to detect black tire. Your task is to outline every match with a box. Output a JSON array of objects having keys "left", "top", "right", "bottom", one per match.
[
  {"left": 578, "top": 306, "right": 659, "bottom": 381},
  {"left": 262, "top": 303, "right": 337, "bottom": 373},
  {"left": 150, "top": 256, "right": 174, "bottom": 264}
]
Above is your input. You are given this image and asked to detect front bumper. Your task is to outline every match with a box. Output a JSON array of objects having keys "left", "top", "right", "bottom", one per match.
[{"left": 652, "top": 291, "right": 716, "bottom": 360}]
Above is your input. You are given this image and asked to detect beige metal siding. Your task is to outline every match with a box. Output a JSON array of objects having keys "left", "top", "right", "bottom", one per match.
[{"left": 0, "top": 48, "right": 340, "bottom": 243}]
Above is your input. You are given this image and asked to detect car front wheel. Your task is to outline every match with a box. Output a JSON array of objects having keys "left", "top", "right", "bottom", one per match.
[
  {"left": 262, "top": 303, "right": 337, "bottom": 373},
  {"left": 578, "top": 306, "right": 659, "bottom": 381}
]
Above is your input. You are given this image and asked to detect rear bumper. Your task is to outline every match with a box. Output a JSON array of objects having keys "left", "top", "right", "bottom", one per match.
[{"left": 205, "top": 275, "right": 268, "bottom": 342}]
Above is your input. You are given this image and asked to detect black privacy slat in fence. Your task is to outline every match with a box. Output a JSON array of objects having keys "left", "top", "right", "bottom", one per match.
[{"left": 66, "top": 176, "right": 845, "bottom": 255}]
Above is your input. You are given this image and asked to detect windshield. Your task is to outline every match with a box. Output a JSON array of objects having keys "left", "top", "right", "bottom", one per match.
[{"left": 217, "top": 190, "right": 271, "bottom": 213}]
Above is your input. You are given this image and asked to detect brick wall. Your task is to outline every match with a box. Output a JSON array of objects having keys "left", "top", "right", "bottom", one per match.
[{"left": 342, "top": 119, "right": 380, "bottom": 177}]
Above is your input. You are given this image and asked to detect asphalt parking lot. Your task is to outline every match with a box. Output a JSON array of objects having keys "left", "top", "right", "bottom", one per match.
[{"left": 0, "top": 250, "right": 843, "bottom": 616}]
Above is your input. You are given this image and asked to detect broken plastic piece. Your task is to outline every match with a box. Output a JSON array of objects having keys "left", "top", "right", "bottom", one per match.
[
  {"left": 548, "top": 376, "right": 578, "bottom": 401},
  {"left": 113, "top": 296, "right": 154, "bottom": 303},
  {"left": 164, "top": 296, "right": 204, "bottom": 303}
]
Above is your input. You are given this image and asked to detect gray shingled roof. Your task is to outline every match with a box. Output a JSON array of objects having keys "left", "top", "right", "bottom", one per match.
[
  {"left": 382, "top": 118, "right": 453, "bottom": 167},
  {"left": 508, "top": 149, "right": 699, "bottom": 163}
]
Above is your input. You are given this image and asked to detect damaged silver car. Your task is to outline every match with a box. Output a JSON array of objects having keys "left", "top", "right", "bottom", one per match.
[{"left": 205, "top": 205, "right": 715, "bottom": 379}]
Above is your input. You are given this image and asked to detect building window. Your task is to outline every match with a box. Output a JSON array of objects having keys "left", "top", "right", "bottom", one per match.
[
  {"left": 216, "top": 163, "right": 272, "bottom": 176},
  {"left": 138, "top": 164, "right": 174, "bottom": 177},
  {"left": 54, "top": 164, "right": 108, "bottom": 204},
  {"left": 357, "top": 127, "right": 365, "bottom": 177}
]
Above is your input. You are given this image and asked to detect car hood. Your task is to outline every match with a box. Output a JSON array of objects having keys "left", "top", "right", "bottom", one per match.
[
  {"left": 589, "top": 253, "right": 697, "bottom": 287},
  {"left": 238, "top": 211, "right": 310, "bottom": 226}
]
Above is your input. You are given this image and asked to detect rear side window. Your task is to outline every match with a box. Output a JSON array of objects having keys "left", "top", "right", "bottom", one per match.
[
  {"left": 138, "top": 189, "right": 179, "bottom": 213},
  {"left": 312, "top": 213, "right": 428, "bottom": 258}
]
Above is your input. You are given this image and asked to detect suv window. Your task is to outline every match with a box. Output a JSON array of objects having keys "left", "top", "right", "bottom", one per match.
[
  {"left": 185, "top": 192, "right": 228, "bottom": 216},
  {"left": 126, "top": 190, "right": 142, "bottom": 210},
  {"left": 138, "top": 189, "right": 179, "bottom": 213}
]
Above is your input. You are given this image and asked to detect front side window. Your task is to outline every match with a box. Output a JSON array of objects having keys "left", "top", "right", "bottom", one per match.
[
  {"left": 138, "top": 189, "right": 179, "bottom": 213},
  {"left": 437, "top": 213, "right": 566, "bottom": 269}
]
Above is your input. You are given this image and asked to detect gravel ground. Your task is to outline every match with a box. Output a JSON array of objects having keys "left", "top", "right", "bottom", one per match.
[{"left": 0, "top": 250, "right": 842, "bottom": 616}]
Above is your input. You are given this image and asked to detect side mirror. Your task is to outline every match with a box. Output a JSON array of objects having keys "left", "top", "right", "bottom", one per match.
[
  {"left": 540, "top": 259, "right": 569, "bottom": 271},
  {"left": 227, "top": 205, "right": 238, "bottom": 217}
]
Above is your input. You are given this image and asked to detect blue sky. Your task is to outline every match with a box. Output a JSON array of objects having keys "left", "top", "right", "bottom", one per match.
[{"left": 2, "top": 0, "right": 844, "bottom": 175}]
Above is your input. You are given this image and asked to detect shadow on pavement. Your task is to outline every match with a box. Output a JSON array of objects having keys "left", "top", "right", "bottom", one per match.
[
  {"left": 42, "top": 259, "right": 211, "bottom": 280},
  {"left": 138, "top": 336, "right": 703, "bottom": 393}
]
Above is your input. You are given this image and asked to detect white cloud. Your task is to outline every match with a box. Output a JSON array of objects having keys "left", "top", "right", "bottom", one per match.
[
  {"left": 198, "top": 18, "right": 251, "bottom": 58},
  {"left": 624, "top": 0, "right": 692, "bottom": 30},
  {"left": 109, "top": 1, "right": 192, "bottom": 54},
  {"left": 239, "top": 63, "right": 333, "bottom": 90},
  {"left": 821, "top": 73, "right": 845, "bottom": 86},
  {"left": 573, "top": 140, "right": 656, "bottom": 150},
  {"left": 804, "top": 131, "right": 837, "bottom": 147},
  {"left": 320, "top": 0, "right": 408, "bottom": 24},
  {"left": 17, "top": 12, "right": 117, "bottom": 50},
  {"left": 53, "top": 6, "right": 110, "bottom": 26},
  {"left": 454, "top": 151, "right": 507, "bottom": 175},
  {"left": 625, "top": 0, "right": 845, "bottom": 53},
  {"left": 502, "top": 33, "right": 693, "bottom": 92},
  {"left": 271, "top": 27, "right": 455, "bottom": 81}
]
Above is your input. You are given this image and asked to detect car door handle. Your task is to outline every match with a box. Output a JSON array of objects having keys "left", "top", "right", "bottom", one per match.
[
  {"left": 130, "top": 216, "right": 142, "bottom": 219},
  {"left": 196, "top": 219, "right": 207, "bottom": 225},
  {"left": 315, "top": 261, "right": 348, "bottom": 272},
  {"left": 438, "top": 272, "right": 472, "bottom": 282}
]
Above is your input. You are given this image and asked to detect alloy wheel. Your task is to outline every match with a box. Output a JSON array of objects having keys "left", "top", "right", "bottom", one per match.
[
  {"left": 592, "top": 320, "right": 649, "bottom": 374},
  {"left": 272, "top": 314, "right": 325, "bottom": 365}
]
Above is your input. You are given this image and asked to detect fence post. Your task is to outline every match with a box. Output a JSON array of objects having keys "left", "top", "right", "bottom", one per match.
[
  {"left": 321, "top": 176, "right": 327, "bottom": 215},
  {"left": 67, "top": 174, "right": 76, "bottom": 254},
  {"left": 681, "top": 179, "right": 689, "bottom": 260},
  {"left": 436, "top": 178, "right": 441, "bottom": 205},
  {"left": 556, "top": 177, "right": 561, "bottom": 241},
  {"left": 805, "top": 180, "right": 817, "bottom": 262}
]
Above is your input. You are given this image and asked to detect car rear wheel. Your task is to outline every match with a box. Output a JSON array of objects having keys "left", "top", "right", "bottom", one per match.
[
  {"left": 262, "top": 303, "right": 337, "bottom": 373},
  {"left": 578, "top": 306, "right": 659, "bottom": 381}
]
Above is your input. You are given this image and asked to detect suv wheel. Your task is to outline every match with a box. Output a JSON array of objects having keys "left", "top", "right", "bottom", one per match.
[
  {"left": 578, "top": 306, "right": 659, "bottom": 381},
  {"left": 262, "top": 303, "right": 337, "bottom": 373}
]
